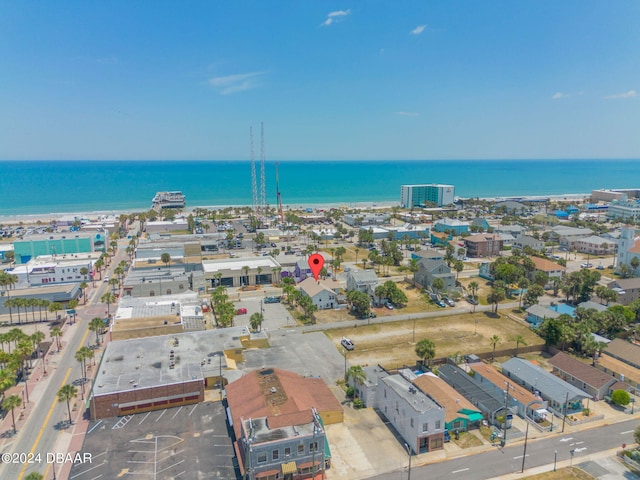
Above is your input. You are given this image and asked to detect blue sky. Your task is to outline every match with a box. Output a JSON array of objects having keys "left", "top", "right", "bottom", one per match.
[{"left": 1, "top": 1, "right": 639, "bottom": 161}]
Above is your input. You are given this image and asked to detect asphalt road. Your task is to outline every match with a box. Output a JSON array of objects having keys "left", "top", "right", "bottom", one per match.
[
  {"left": 367, "top": 418, "right": 638, "bottom": 480},
  {"left": 0, "top": 242, "right": 127, "bottom": 479}
]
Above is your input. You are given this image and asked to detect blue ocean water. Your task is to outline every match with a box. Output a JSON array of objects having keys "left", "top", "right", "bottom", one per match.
[{"left": 0, "top": 159, "right": 639, "bottom": 216}]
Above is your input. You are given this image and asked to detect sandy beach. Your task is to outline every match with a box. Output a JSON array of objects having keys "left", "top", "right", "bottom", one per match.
[{"left": 0, "top": 193, "right": 592, "bottom": 227}]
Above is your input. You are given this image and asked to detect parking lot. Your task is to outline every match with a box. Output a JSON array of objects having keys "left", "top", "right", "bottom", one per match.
[
  {"left": 233, "top": 298, "right": 294, "bottom": 330},
  {"left": 69, "top": 401, "right": 236, "bottom": 480}
]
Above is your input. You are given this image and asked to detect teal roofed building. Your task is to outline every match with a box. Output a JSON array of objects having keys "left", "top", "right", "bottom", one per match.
[{"left": 13, "top": 232, "right": 102, "bottom": 264}]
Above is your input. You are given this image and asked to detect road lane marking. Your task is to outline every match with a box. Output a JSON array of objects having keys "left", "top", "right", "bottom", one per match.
[
  {"left": 452, "top": 468, "right": 470, "bottom": 473},
  {"left": 513, "top": 454, "right": 529, "bottom": 459},
  {"left": 560, "top": 437, "right": 573, "bottom": 442},
  {"left": 621, "top": 430, "right": 634, "bottom": 434},
  {"left": 18, "top": 368, "right": 72, "bottom": 480}
]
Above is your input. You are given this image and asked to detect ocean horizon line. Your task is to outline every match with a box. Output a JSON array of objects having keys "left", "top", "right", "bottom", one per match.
[{"left": 1, "top": 158, "right": 639, "bottom": 163}]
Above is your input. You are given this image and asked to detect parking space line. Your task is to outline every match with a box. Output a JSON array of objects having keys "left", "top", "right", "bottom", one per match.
[
  {"left": 138, "top": 411, "right": 152, "bottom": 424},
  {"left": 171, "top": 406, "right": 184, "bottom": 420},
  {"left": 87, "top": 420, "right": 103, "bottom": 434},
  {"left": 188, "top": 404, "right": 198, "bottom": 416},
  {"left": 155, "top": 409, "right": 167, "bottom": 422},
  {"left": 69, "top": 460, "right": 107, "bottom": 479},
  {"left": 157, "top": 459, "right": 186, "bottom": 473}
]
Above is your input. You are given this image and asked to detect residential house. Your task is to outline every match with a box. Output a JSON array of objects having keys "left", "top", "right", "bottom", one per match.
[
  {"left": 298, "top": 277, "right": 341, "bottom": 310},
  {"left": 411, "top": 248, "right": 444, "bottom": 262},
  {"left": 607, "top": 277, "right": 640, "bottom": 305},
  {"left": 548, "top": 352, "right": 617, "bottom": 400},
  {"left": 501, "top": 358, "right": 589, "bottom": 415},
  {"left": 346, "top": 269, "right": 378, "bottom": 298},
  {"left": 497, "top": 233, "right": 516, "bottom": 248},
  {"left": 430, "top": 231, "right": 452, "bottom": 247},
  {"left": 571, "top": 236, "right": 617, "bottom": 256},
  {"left": 433, "top": 219, "right": 469, "bottom": 235},
  {"left": 596, "top": 354, "right": 640, "bottom": 394},
  {"left": 294, "top": 258, "right": 313, "bottom": 281},
  {"left": 529, "top": 256, "right": 566, "bottom": 287},
  {"left": 525, "top": 304, "right": 561, "bottom": 327},
  {"left": 413, "top": 258, "right": 455, "bottom": 291},
  {"left": 512, "top": 235, "right": 545, "bottom": 253},
  {"left": 413, "top": 373, "right": 483, "bottom": 432},
  {"left": 494, "top": 225, "right": 526, "bottom": 237},
  {"left": 577, "top": 301, "right": 608, "bottom": 313},
  {"left": 478, "top": 262, "right": 494, "bottom": 281},
  {"left": 471, "top": 217, "right": 490, "bottom": 232},
  {"left": 376, "top": 370, "right": 446, "bottom": 453},
  {"left": 438, "top": 364, "right": 508, "bottom": 427},
  {"left": 464, "top": 234, "right": 503, "bottom": 258},
  {"left": 468, "top": 363, "right": 547, "bottom": 420},
  {"left": 602, "top": 338, "right": 640, "bottom": 370}
]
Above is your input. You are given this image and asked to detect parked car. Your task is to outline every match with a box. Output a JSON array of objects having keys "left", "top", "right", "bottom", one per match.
[
  {"left": 264, "top": 296, "right": 281, "bottom": 304},
  {"left": 580, "top": 263, "right": 593, "bottom": 269},
  {"left": 466, "top": 296, "right": 479, "bottom": 306},
  {"left": 435, "top": 300, "right": 447, "bottom": 308},
  {"left": 341, "top": 337, "right": 355, "bottom": 351},
  {"left": 360, "top": 311, "right": 377, "bottom": 319},
  {"left": 596, "top": 264, "right": 604, "bottom": 270},
  {"left": 444, "top": 430, "right": 451, "bottom": 443},
  {"left": 385, "top": 303, "right": 394, "bottom": 310},
  {"left": 236, "top": 308, "right": 248, "bottom": 315},
  {"left": 442, "top": 297, "right": 455, "bottom": 307}
]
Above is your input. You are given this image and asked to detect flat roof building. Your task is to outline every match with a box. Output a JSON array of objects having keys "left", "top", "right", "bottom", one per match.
[
  {"left": 89, "top": 327, "right": 251, "bottom": 419},
  {"left": 401, "top": 184, "right": 455, "bottom": 209}
]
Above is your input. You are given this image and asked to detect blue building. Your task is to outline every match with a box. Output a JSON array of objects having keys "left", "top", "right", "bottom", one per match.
[{"left": 433, "top": 219, "right": 469, "bottom": 235}]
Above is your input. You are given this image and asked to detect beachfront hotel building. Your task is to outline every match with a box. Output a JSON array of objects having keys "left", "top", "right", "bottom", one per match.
[{"left": 400, "top": 184, "right": 455, "bottom": 209}]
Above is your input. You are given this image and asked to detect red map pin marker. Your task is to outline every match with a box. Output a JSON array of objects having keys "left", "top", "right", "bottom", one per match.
[{"left": 308, "top": 253, "right": 324, "bottom": 281}]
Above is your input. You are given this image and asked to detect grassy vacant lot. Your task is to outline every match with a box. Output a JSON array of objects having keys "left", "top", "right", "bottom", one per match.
[
  {"left": 326, "top": 312, "right": 543, "bottom": 370},
  {"left": 522, "top": 468, "right": 593, "bottom": 480},
  {"left": 314, "top": 282, "right": 445, "bottom": 324}
]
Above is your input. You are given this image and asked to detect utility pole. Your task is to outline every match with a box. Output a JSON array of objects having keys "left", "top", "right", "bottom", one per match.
[
  {"left": 520, "top": 422, "right": 529, "bottom": 473},
  {"left": 404, "top": 443, "right": 412, "bottom": 480},
  {"left": 502, "top": 382, "right": 511, "bottom": 447},
  {"left": 561, "top": 391, "right": 569, "bottom": 433}
]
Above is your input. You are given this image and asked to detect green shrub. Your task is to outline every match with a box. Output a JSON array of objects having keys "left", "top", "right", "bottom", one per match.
[
  {"left": 611, "top": 389, "right": 631, "bottom": 406},
  {"left": 346, "top": 386, "right": 355, "bottom": 399},
  {"left": 353, "top": 399, "right": 364, "bottom": 409}
]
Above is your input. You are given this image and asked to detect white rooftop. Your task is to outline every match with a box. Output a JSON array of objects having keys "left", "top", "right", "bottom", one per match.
[{"left": 202, "top": 256, "right": 280, "bottom": 273}]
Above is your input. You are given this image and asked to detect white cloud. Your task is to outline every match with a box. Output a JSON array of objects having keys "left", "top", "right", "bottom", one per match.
[
  {"left": 395, "top": 111, "right": 419, "bottom": 116},
  {"left": 604, "top": 90, "right": 638, "bottom": 99},
  {"left": 410, "top": 25, "right": 427, "bottom": 35},
  {"left": 321, "top": 9, "right": 351, "bottom": 26},
  {"left": 207, "top": 72, "right": 265, "bottom": 95},
  {"left": 552, "top": 92, "right": 569, "bottom": 100}
]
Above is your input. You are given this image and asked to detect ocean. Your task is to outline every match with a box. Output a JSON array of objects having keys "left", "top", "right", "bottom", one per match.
[{"left": 0, "top": 159, "right": 639, "bottom": 216}]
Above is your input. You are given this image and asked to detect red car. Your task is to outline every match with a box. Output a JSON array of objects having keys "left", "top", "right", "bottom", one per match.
[{"left": 236, "top": 308, "right": 247, "bottom": 315}]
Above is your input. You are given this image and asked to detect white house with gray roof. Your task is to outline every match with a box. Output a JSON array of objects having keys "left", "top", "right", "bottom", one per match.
[
  {"left": 346, "top": 269, "right": 379, "bottom": 297},
  {"left": 501, "top": 358, "right": 589, "bottom": 415}
]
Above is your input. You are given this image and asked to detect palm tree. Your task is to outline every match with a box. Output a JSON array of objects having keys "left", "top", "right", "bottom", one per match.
[
  {"left": 79, "top": 267, "right": 89, "bottom": 281},
  {"left": 51, "top": 327, "right": 63, "bottom": 351},
  {"left": 250, "top": 313, "right": 264, "bottom": 332},
  {"left": 25, "top": 472, "right": 43, "bottom": 480},
  {"left": 346, "top": 365, "right": 367, "bottom": 399},
  {"left": 490, "top": 335, "right": 501, "bottom": 361},
  {"left": 513, "top": 335, "right": 528, "bottom": 357},
  {"left": 468, "top": 281, "right": 479, "bottom": 299},
  {"left": 101, "top": 292, "right": 116, "bottom": 317},
  {"left": 3, "top": 394, "right": 22, "bottom": 433},
  {"left": 242, "top": 266, "right": 250, "bottom": 286},
  {"left": 89, "top": 317, "right": 104, "bottom": 345},
  {"left": 79, "top": 281, "right": 89, "bottom": 305},
  {"left": 415, "top": 338, "right": 436, "bottom": 366},
  {"left": 57, "top": 384, "right": 78, "bottom": 424},
  {"left": 432, "top": 278, "right": 445, "bottom": 297}
]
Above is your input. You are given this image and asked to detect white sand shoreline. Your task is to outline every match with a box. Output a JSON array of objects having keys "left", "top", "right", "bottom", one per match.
[{"left": 0, "top": 193, "right": 592, "bottom": 225}]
